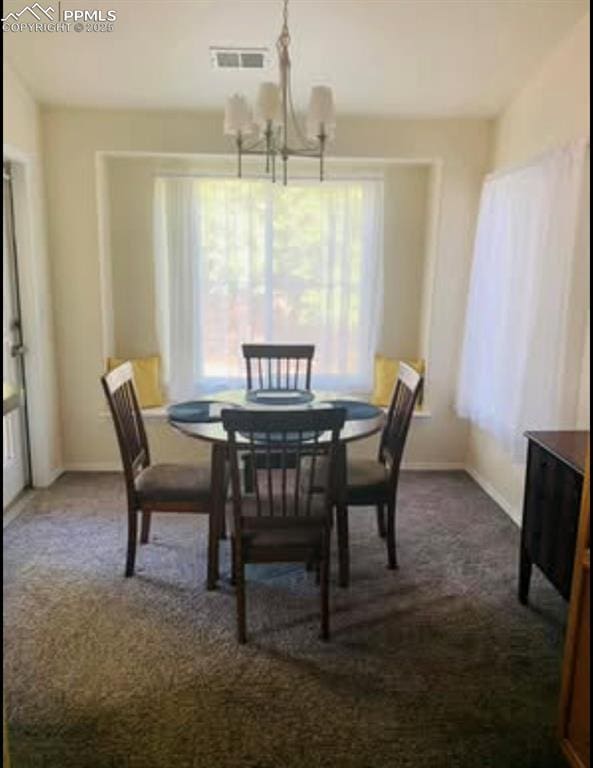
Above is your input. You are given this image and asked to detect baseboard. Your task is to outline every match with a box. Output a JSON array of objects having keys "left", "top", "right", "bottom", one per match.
[
  {"left": 464, "top": 464, "right": 521, "bottom": 527},
  {"left": 402, "top": 462, "right": 466, "bottom": 471},
  {"left": 44, "top": 465, "right": 64, "bottom": 486},
  {"left": 63, "top": 462, "right": 121, "bottom": 472},
  {"left": 66, "top": 461, "right": 465, "bottom": 473},
  {"left": 3, "top": 489, "right": 37, "bottom": 528},
  {"left": 61, "top": 460, "right": 522, "bottom": 527}
]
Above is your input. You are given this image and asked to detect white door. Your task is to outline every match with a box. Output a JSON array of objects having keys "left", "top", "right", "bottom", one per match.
[{"left": 3, "top": 162, "right": 30, "bottom": 509}]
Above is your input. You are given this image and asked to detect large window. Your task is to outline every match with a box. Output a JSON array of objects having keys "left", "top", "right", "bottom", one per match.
[{"left": 154, "top": 177, "right": 383, "bottom": 400}]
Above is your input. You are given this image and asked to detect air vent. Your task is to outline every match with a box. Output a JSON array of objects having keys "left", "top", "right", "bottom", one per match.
[{"left": 210, "top": 47, "right": 270, "bottom": 71}]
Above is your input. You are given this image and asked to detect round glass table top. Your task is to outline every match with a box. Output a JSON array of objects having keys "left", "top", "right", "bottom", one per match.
[{"left": 168, "top": 389, "right": 385, "bottom": 445}]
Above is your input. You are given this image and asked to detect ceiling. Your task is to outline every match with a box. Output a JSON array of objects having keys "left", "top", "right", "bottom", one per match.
[{"left": 3, "top": 0, "right": 589, "bottom": 117}]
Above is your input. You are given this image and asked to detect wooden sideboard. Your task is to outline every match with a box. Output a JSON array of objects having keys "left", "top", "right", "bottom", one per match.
[
  {"left": 559, "top": 442, "right": 590, "bottom": 768},
  {"left": 519, "top": 431, "right": 589, "bottom": 604}
]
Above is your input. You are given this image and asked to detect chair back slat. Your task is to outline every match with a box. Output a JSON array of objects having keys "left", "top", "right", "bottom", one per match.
[
  {"left": 242, "top": 344, "right": 315, "bottom": 391},
  {"left": 222, "top": 408, "right": 345, "bottom": 528},
  {"left": 101, "top": 362, "right": 150, "bottom": 490},
  {"left": 379, "top": 363, "right": 423, "bottom": 478}
]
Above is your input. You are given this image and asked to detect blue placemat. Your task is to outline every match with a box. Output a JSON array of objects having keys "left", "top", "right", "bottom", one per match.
[
  {"left": 321, "top": 399, "right": 382, "bottom": 421},
  {"left": 167, "top": 400, "right": 237, "bottom": 423},
  {"left": 245, "top": 389, "right": 314, "bottom": 406}
]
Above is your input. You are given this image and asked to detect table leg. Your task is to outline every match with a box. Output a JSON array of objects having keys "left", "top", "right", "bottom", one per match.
[
  {"left": 207, "top": 443, "right": 226, "bottom": 590},
  {"left": 335, "top": 443, "right": 350, "bottom": 588}
]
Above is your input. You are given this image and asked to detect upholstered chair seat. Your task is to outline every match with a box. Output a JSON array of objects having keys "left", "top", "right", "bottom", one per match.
[{"left": 135, "top": 463, "right": 211, "bottom": 505}]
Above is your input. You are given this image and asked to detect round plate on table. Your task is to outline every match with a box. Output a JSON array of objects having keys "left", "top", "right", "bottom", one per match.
[{"left": 244, "top": 389, "right": 315, "bottom": 407}]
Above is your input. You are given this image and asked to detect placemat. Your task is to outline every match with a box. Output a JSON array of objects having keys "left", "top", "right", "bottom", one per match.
[
  {"left": 320, "top": 399, "right": 383, "bottom": 420},
  {"left": 167, "top": 400, "right": 236, "bottom": 423}
]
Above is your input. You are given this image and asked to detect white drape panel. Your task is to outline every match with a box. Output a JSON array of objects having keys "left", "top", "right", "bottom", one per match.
[
  {"left": 154, "top": 178, "right": 201, "bottom": 402},
  {"left": 154, "top": 177, "right": 383, "bottom": 399},
  {"left": 457, "top": 140, "right": 589, "bottom": 460}
]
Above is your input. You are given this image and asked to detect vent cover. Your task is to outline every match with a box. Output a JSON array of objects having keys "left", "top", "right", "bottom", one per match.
[{"left": 210, "top": 47, "right": 270, "bottom": 70}]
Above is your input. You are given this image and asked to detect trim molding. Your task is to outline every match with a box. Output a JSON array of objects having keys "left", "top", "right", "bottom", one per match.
[
  {"left": 65, "top": 461, "right": 466, "bottom": 473},
  {"left": 60, "top": 462, "right": 522, "bottom": 528},
  {"left": 3, "top": 488, "right": 37, "bottom": 528},
  {"left": 44, "top": 466, "right": 64, "bottom": 486},
  {"left": 465, "top": 464, "right": 521, "bottom": 527},
  {"left": 402, "top": 461, "right": 465, "bottom": 471},
  {"left": 3, "top": 143, "right": 61, "bottom": 488},
  {"left": 64, "top": 462, "right": 121, "bottom": 472}
]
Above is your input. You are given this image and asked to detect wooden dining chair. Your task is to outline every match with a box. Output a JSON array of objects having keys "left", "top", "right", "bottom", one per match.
[
  {"left": 101, "top": 362, "right": 219, "bottom": 587},
  {"left": 242, "top": 343, "right": 315, "bottom": 391},
  {"left": 222, "top": 407, "right": 346, "bottom": 643},
  {"left": 241, "top": 343, "right": 316, "bottom": 492},
  {"left": 337, "top": 362, "right": 424, "bottom": 579}
]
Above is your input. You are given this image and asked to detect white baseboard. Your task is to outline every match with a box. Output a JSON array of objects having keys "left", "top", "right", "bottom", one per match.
[
  {"left": 61, "top": 461, "right": 522, "bottom": 527},
  {"left": 63, "top": 462, "right": 121, "bottom": 472},
  {"left": 66, "top": 461, "right": 466, "bottom": 474},
  {"left": 3, "top": 488, "right": 37, "bottom": 528},
  {"left": 402, "top": 461, "right": 466, "bottom": 471},
  {"left": 464, "top": 464, "right": 521, "bottom": 527},
  {"left": 67, "top": 461, "right": 464, "bottom": 473},
  {"left": 44, "top": 465, "right": 64, "bottom": 486}
]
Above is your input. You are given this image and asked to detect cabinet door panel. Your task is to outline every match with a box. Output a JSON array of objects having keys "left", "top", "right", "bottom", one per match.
[{"left": 524, "top": 443, "right": 582, "bottom": 599}]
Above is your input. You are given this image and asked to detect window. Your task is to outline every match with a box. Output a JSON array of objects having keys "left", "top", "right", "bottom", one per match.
[{"left": 154, "top": 176, "right": 383, "bottom": 400}]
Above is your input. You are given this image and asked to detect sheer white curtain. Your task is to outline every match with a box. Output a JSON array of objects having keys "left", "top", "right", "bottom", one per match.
[
  {"left": 154, "top": 176, "right": 383, "bottom": 400},
  {"left": 457, "top": 140, "right": 589, "bottom": 459},
  {"left": 154, "top": 178, "right": 201, "bottom": 402}
]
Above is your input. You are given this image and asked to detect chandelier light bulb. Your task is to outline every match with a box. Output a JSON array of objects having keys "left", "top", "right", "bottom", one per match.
[
  {"left": 306, "top": 86, "right": 336, "bottom": 141},
  {"left": 224, "top": 94, "right": 254, "bottom": 136},
  {"left": 255, "top": 82, "right": 281, "bottom": 127}
]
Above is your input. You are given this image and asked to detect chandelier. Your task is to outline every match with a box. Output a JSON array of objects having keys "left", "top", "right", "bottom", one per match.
[{"left": 223, "top": 0, "right": 336, "bottom": 185}]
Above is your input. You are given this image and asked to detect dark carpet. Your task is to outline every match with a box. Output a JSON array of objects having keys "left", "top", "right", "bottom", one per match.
[{"left": 3, "top": 471, "right": 567, "bottom": 768}]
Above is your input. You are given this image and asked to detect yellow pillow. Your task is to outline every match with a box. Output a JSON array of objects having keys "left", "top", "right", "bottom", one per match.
[
  {"left": 371, "top": 356, "right": 425, "bottom": 407},
  {"left": 107, "top": 355, "right": 164, "bottom": 408}
]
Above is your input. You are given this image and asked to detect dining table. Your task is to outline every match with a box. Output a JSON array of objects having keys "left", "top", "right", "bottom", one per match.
[{"left": 168, "top": 389, "right": 385, "bottom": 589}]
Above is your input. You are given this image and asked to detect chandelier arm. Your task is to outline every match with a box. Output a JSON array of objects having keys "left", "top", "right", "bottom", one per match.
[
  {"left": 242, "top": 135, "right": 269, "bottom": 153},
  {"left": 225, "top": 0, "right": 331, "bottom": 183},
  {"left": 287, "top": 75, "right": 315, "bottom": 150}
]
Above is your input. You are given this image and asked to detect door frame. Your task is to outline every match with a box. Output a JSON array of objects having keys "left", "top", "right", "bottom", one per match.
[
  {"left": 3, "top": 143, "right": 61, "bottom": 489},
  {"left": 3, "top": 159, "right": 33, "bottom": 505}
]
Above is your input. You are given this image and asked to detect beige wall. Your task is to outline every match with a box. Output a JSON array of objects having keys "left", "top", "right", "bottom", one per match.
[
  {"left": 106, "top": 155, "right": 430, "bottom": 364},
  {"left": 41, "top": 107, "right": 492, "bottom": 469},
  {"left": 3, "top": 64, "right": 62, "bottom": 485},
  {"left": 466, "top": 13, "right": 590, "bottom": 523}
]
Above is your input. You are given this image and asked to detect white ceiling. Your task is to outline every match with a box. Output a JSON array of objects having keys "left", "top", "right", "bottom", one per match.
[{"left": 3, "top": 0, "right": 589, "bottom": 117}]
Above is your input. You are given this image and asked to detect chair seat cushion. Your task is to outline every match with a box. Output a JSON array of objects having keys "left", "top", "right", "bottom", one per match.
[
  {"left": 239, "top": 512, "right": 326, "bottom": 556},
  {"left": 304, "top": 456, "right": 389, "bottom": 500},
  {"left": 346, "top": 458, "right": 389, "bottom": 491},
  {"left": 135, "top": 463, "right": 211, "bottom": 505},
  {"left": 232, "top": 495, "right": 328, "bottom": 552},
  {"left": 242, "top": 525, "right": 324, "bottom": 551}
]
